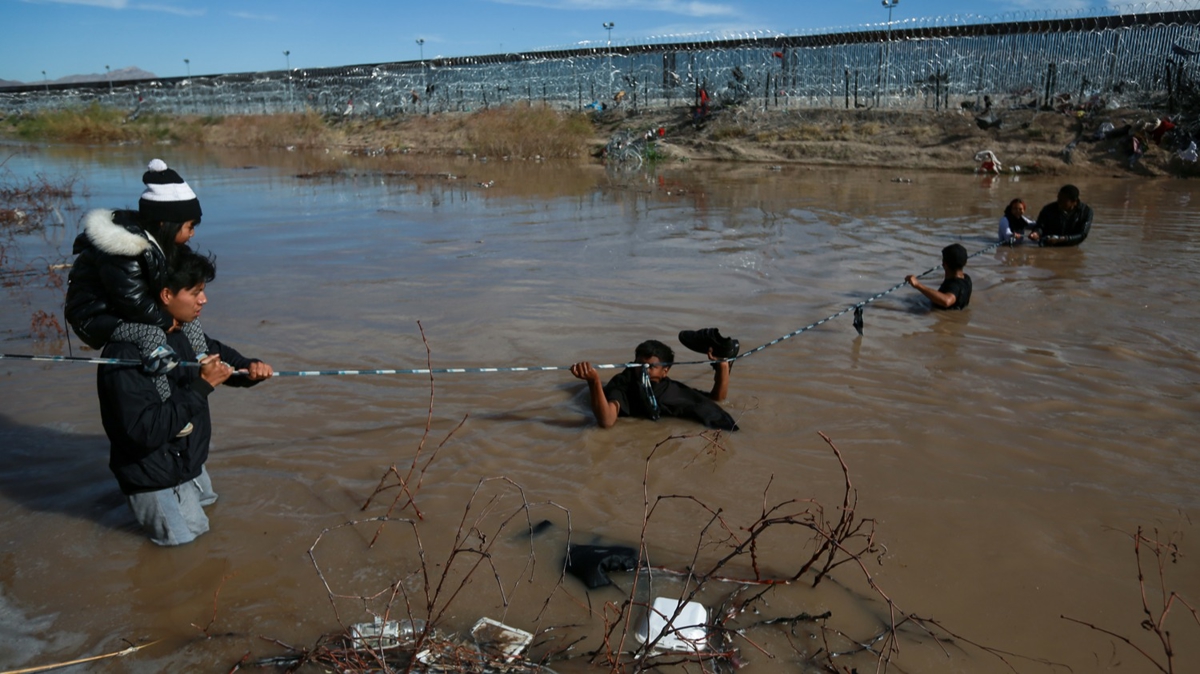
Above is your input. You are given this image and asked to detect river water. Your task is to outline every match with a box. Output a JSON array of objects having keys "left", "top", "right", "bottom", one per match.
[{"left": 1, "top": 145, "right": 1197, "bottom": 673}]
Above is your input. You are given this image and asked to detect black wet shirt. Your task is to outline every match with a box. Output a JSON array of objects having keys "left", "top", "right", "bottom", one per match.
[
  {"left": 937, "top": 275, "right": 972, "bottom": 310},
  {"left": 603, "top": 368, "right": 737, "bottom": 430}
]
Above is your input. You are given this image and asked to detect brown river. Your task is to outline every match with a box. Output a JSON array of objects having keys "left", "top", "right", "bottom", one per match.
[{"left": 1, "top": 145, "right": 1197, "bottom": 673}]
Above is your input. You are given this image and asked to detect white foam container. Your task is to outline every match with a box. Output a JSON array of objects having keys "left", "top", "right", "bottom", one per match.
[{"left": 635, "top": 597, "right": 708, "bottom": 653}]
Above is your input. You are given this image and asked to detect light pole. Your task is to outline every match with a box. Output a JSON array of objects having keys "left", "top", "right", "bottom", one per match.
[
  {"left": 603, "top": 22, "right": 615, "bottom": 92},
  {"left": 184, "top": 58, "right": 190, "bottom": 78},
  {"left": 105, "top": 64, "right": 114, "bottom": 95},
  {"left": 42, "top": 70, "right": 49, "bottom": 93},
  {"left": 415, "top": 39, "right": 426, "bottom": 112},
  {"left": 282, "top": 51, "right": 292, "bottom": 110},
  {"left": 881, "top": 0, "right": 899, "bottom": 105}
]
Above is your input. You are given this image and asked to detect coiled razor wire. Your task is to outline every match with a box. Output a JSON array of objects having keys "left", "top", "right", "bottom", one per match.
[
  {"left": 1, "top": 241, "right": 1000, "bottom": 378},
  {"left": 3, "top": 2, "right": 1200, "bottom": 118}
]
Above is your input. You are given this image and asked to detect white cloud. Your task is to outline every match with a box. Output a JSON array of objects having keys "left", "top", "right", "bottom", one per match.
[
  {"left": 22, "top": 0, "right": 204, "bottom": 15},
  {"left": 21, "top": 0, "right": 130, "bottom": 7},
  {"left": 488, "top": 0, "right": 738, "bottom": 19},
  {"left": 229, "top": 11, "right": 279, "bottom": 21},
  {"left": 137, "top": 2, "right": 204, "bottom": 16}
]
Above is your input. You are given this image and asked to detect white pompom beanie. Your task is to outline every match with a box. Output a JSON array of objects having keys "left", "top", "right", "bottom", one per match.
[{"left": 138, "top": 158, "right": 202, "bottom": 223}]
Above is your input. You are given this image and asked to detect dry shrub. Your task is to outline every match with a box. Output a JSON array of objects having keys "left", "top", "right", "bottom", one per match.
[
  {"left": 12, "top": 103, "right": 132, "bottom": 143},
  {"left": 777, "top": 123, "right": 825, "bottom": 141},
  {"left": 465, "top": 103, "right": 592, "bottom": 158},
  {"left": 905, "top": 124, "right": 939, "bottom": 142},
  {"left": 192, "top": 111, "right": 337, "bottom": 148},
  {"left": 832, "top": 121, "right": 855, "bottom": 140},
  {"left": 709, "top": 123, "right": 749, "bottom": 141},
  {"left": 859, "top": 121, "right": 883, "bottom": 136}
]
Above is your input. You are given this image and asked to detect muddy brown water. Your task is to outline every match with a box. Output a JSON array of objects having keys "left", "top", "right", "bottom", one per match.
[{"left": 1, "top": 145, "right": 1198, "bottom": 672}]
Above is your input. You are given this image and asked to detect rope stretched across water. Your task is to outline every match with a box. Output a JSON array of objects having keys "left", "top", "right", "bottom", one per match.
[
  {"left": 735, "top": 240, "right": 1000, "bottom": 364},
  {"left": 2, "top": 242, "right": 999, "bottom": 377}
]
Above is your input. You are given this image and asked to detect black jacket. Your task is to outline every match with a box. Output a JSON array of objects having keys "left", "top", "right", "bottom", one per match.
[
  {"left": 66, "top": 209, "right": 173, "bottom": 349},
  {"left": 602, "top": 368, "right": 738, "bottom": 430},
  {"left": 98, "top": 329, "right": 260, "bottom": 495},
  {"left": 1032, "top": 201, "right": 1093, "bottom": 247}
]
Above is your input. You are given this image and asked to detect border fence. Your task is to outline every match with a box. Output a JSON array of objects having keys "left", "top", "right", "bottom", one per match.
[{"left": 3, "top": 2, "right": 1199, "bottom": 118}]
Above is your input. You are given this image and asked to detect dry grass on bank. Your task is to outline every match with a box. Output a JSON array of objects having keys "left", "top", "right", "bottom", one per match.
[
  {"left": 336, "top": 103, "right": 594, "bottom": 158},
  {"left": 2, "top": 104, "right": 339, "bottom": 148},
  {"left": 177, "top": 111, "right": 338, "bottom": 148},
  {"left": 4, "top": 100, "right": 1195, "bottom": 175},
  {"left": 2, "top": 103, "right": 593, "bottom": 159}
]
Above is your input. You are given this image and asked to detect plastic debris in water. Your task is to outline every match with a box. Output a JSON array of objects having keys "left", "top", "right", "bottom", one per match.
[
  {"left": 635, "top": 597, "right": 708, "bottom": 653},
  {"left": 471, "top": 617, "right": 534, "bottom": 659}
]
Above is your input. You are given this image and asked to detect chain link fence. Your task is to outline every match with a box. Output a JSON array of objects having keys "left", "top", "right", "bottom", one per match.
[{"left": 3, "top": 2, "right": 1198, "bottom": 118}]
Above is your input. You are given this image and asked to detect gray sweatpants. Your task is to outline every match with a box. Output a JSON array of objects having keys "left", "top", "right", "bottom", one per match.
[{"left": 126, "top": 466, "right": 219, "bottom": 546}]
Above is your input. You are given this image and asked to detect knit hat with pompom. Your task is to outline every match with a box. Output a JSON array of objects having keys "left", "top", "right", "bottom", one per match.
[{"left": 138, "top": 158, "right": 202, "bottom": 223}]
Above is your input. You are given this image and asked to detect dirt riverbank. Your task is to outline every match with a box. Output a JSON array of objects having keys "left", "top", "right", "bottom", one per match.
[
  {"left": 332, "top": 105, "right": 1197, "bottom": 178},
  {"left": 4, "top": 103, "right": 1195, "bottom": 177}
]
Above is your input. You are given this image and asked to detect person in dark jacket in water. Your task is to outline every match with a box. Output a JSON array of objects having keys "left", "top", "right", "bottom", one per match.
[
  {"left": 97, "top": 248, "right": 273, "bottom": 546},
  {"left": 66, "top": 158, "right": 202, "bottom": 362},
  {"left": 570, "top": 331, "right": 739, "bottom": 431},
  {"left": 1029, "top": 184, "right": 1093, "bottom": 247}
]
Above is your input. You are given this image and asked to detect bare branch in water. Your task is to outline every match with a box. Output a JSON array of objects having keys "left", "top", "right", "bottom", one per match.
[{"left": 1064, "top": 525, "right": 1200, "bottom": 674}]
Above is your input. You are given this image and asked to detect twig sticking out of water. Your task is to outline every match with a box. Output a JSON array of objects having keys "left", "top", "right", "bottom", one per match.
[
  {"left": 1063, "top": 526, "right": 1200, "bottom": 674},
  {"left": 0, "top": 640, "right": 161, "bottom": 674},
  {"left": 192, "top": 572, "right": 238, "bottom": 638},
  {"left": 361, "top": 321, "right": 467, "bottom": 536}
]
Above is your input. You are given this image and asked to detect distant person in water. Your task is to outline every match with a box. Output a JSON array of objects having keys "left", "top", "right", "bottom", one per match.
[
  {"left": 905, "top": 243, "right": 972, "bottom": 310},
  {"left": 1029, "top": 184, "right": 1093, "bottom": 247},
  {"left": 998, "top": 198, "right": 1034, "bottom": 244},
  {"left": 569, "top": 330, "right": 739, "bottom": 430}
]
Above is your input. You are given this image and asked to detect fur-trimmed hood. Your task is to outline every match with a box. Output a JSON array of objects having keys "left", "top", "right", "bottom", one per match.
[{"left": 80, "top": 208, "right": 155, "bottom": 257}]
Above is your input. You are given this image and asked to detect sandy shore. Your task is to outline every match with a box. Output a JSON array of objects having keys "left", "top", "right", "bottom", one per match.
[{"left": 335, "top": 105, "right": 1196, "bottom": 178}]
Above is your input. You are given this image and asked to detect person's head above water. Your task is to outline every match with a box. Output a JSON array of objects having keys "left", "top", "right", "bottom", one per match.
[
  {"left": 159, "top": 247, "right": 217, "bottom": 325},
  {"left": 1056, "top": 184, "right": 1081, "bottom": 212},
  {"left": 138, "top": 158, "right": 203, "bottom": 254},
  {"left": 634, "top": 340, "right": 674, "bottom": 383},
  {"left": 1004, "top": 198, "right": 1026, "bottom": 220},
  {"left": 942, "top": 243, "right": 968, "bottom": 273}
]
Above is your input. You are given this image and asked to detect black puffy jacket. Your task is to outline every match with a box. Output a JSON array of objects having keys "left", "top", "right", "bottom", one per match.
[
  {"left": 65, "top": 209, "right": 173, "bottom": 348},
  {"left": 98, "top": 330, "right": 259, "bottom": 495}
]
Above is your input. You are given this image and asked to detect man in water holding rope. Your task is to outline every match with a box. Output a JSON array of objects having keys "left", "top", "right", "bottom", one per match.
[
  {"left": 905, "top": 243, "right": 972, "bottom": 310},
  {"left": 570, "top": 331, "right": 738, "bottom": 431},
  {"left": 1029, "top": 184, "right": 1093, "bottom": 247},
  {"left": 97, "top": 247, "right": 273, "bottom": 546}
]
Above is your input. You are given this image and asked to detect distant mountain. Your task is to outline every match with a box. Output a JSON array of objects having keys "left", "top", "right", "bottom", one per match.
[
  {"left": 0, "top": 66, "right": 158, "bottom": 87},
  {"left": 54, "top": 66, "right": 158, "bottom": 85}
]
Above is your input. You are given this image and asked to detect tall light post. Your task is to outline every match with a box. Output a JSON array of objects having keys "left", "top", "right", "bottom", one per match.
[
  {"left": 881, "top": 0, "right": 899, "bottom": 105},
  {"left": 282, "top": 51, "right": 292, "bottom": 110},
  {"left": 415, "top": 39, "right": 426, "bottom": 112},
  {"left": 603, "top": 22, "right": 615, "bottom": 92},
  {"left": 105, "top": 64, "right": 114, "bottom": 95},
  {"left": 182, "top": 58, "right": 192, "bottom": 110},
  {"left": 42, "top": 70, "right": 49, "bottom": 93}
]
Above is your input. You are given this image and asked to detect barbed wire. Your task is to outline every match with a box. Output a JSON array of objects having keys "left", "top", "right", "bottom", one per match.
[{"left": 3, "top": 2, "right": 1198, "bottom": 118}]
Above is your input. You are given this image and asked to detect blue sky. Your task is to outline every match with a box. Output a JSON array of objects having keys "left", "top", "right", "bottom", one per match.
[{"left": 0, "top": 0, "right": 1155, "bottom": 83}]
